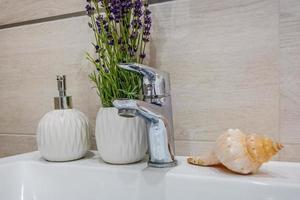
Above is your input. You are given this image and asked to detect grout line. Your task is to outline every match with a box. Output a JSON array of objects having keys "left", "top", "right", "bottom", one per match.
[
  {"left": 0, "top": 133, "right": 36, "bottom": 137},
  {"left": 0, "top": 0, "right": 173, "bottom": 30},
  {"left": 0, "top": 133, "right": 97, "bottom": 139},
  {"left": 0, "top": 11, "right": 86, "bottom": 30}
]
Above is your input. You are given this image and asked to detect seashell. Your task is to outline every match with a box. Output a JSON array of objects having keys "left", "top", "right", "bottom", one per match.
[{"left": 187, "top": 129, "right": 283, "bottom": 174}]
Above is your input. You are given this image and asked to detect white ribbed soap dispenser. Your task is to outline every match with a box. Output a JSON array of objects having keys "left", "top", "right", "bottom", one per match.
[{"left": 37, "top": 75, "right": 91, "bottom": 161}]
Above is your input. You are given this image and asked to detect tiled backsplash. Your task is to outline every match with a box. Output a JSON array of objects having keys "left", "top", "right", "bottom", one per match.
[{"left": 0, "top": 0, "right": 299, "bottom": 161}]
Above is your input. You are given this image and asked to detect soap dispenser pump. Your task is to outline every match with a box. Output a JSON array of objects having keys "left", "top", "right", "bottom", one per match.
[{"left": 37, "top": 75, "right": 90, "bottom": 161}]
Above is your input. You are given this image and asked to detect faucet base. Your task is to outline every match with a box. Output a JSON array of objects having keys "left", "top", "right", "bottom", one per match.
[{"left": 148, "top": 160, "right": 177, "bottom": 168}]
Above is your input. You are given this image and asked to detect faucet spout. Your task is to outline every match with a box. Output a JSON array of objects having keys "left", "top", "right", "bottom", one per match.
[{"left": 113, "top": 99, "right": 177, "bottom": 167}]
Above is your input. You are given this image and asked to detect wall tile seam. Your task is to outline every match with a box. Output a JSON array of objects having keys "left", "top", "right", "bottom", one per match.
[{"left": 0, "top": 0, "right": 173, "bottom": 30}]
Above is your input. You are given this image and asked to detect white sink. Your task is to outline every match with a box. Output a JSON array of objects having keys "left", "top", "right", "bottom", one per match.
[{"left": 0, "top": 151, "right": 299, "bottom": 200}]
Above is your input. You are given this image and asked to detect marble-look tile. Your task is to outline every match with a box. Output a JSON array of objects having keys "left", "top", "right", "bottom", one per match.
[
  {"left": 150, "top": 0, "right": 279, "bottom": 141},
  {"left": 0, "top": 16, "right": 98, "bottom": 134},
  {"left": 0, "top": 0, "right": 168, "bottom": 27},
  {"left": 175, "top": 140, "right": 214, "bottom": 156},
  {"left": 279, "top": 0, "right": 300, "bottom": 144},
  {"left": 0, "top": 0, "right": 85, "bottom": 26},
  {"left": 0, "top": 134, "right": 37, "bottom": 157}
]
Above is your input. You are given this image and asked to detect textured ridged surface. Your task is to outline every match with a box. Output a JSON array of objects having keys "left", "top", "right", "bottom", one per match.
[
  {"left": 96, "top": 107, "right": 147, "bottom": 164},
  {"left": 37, "top": 109, "right": 91, "bottom": 161}
]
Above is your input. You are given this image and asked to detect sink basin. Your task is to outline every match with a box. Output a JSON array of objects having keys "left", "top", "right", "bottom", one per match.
[{"left": 0, "top": 151, "right": 299, "bottom": 200}]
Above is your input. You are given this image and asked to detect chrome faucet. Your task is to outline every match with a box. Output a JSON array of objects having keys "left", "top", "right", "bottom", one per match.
[{"left": 113, "top": 63, "right": 177, "bottom": 168}]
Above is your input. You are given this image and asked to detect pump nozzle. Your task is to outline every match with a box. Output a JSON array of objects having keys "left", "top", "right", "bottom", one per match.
[{"left": 54, "top": 75, "right": 72, "bottom": 109}]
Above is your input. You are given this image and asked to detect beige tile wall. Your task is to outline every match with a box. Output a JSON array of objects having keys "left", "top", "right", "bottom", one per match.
[
  {"left": 279, "top": 0, "right": 300, "bottom": 161},
  {"left": 0, "top": 0, "right": 299, "bottom": 161},
  {"left": 0, "top": 0, "right": 85, "bottom": 25}
]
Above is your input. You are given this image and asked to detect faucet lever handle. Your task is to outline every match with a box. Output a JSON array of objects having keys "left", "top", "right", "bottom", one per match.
[
  {"left": 118, "top": 63, "right": 157, "bottom": 81},
  {"left": 118, "top": 63, "right": 170, "bottom": 98}
]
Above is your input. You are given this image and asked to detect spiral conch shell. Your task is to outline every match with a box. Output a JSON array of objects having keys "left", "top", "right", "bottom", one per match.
[{"left": 187, "top": 129, "right": 283, "bottom": 174}]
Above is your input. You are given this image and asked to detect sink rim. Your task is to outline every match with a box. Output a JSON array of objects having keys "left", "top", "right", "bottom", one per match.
[{"left": 1, "top": 151, "right": 300, "bottom": 187}]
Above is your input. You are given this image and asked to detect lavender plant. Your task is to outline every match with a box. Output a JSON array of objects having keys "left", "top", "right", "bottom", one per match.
[{"left": 85, "top": 0, "right": 152, "bottom": 107}]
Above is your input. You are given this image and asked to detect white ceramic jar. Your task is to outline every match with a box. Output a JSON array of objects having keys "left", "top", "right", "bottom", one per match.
[
  {"left": 37, "top": 75, "right": 90, "bottom": 161},
  {"left": 37, "top": 109, "right": 90, "bottom": 161},
  {"left": 95, "top": 107, "right": 147, "bottom": 164}
]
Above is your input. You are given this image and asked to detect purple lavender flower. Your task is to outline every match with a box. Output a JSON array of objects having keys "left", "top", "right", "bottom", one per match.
[
  {"left": 121, "top": 0, "right": 132, "bottom": 17},
  {"left": 95, "top": 15, "right": 106, "bottom": 33},
  {"left": 94, "top": 21, "right": 100, "bottom": 33},
  {"left": 95, "top": 45, "right": 100, "bottom": 52},
  {"left": 108, "top": 0, "right": 133, "bottom": 23},
  {"left": 133, "top": 0, "right": 143, "bottom": 17},
  {"left": 145, "top": 8, "right": 151, "bottom": 16},
  {"left": 108, "top": 39, "right": 114, "bottom": 46},
  {"left": 108, "top": 15, "right": 114, "bottom": 21},
  {"left": 104, "top": 66, "right": 110, "bottom": 73},
  {"left": 130, "top": 31, "right": 138, "bottom": 39},
  {"left": 96, "top": 15, "right": 109, "bottom": 33},
  {"left": 128, "top": 45, "right": 135, "bottom": 57},
  {"left": 118, "top": 37, "right": 126, "bottom": 51},
  {"left": 131, "top": 19, "right": 142, "bottom": 29},
  {"left": 142, "top": 8, "right": 152, "bottom": 42},
  {"left": 85, "top": 4, "right": 95, "bottom": 16},
  {"left": 104, "top": 23, "right": 109, "bottom": 32},
  {"left": 86, "top": 0, "right": 152, "bottom": 75},
  {"left": 109, "top": 0, "right": 121, "bottom": 22},
  {"left": 96, "top": 15, "right": 104, "bottom": 21}
]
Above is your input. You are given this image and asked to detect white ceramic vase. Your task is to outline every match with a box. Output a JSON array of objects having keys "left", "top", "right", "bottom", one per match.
[
  {"left": 95, "top": 107, "right": 147, "bottom": 164},
  {"left": 37, "top": 109, "right": 91, "bottom": 161}
]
